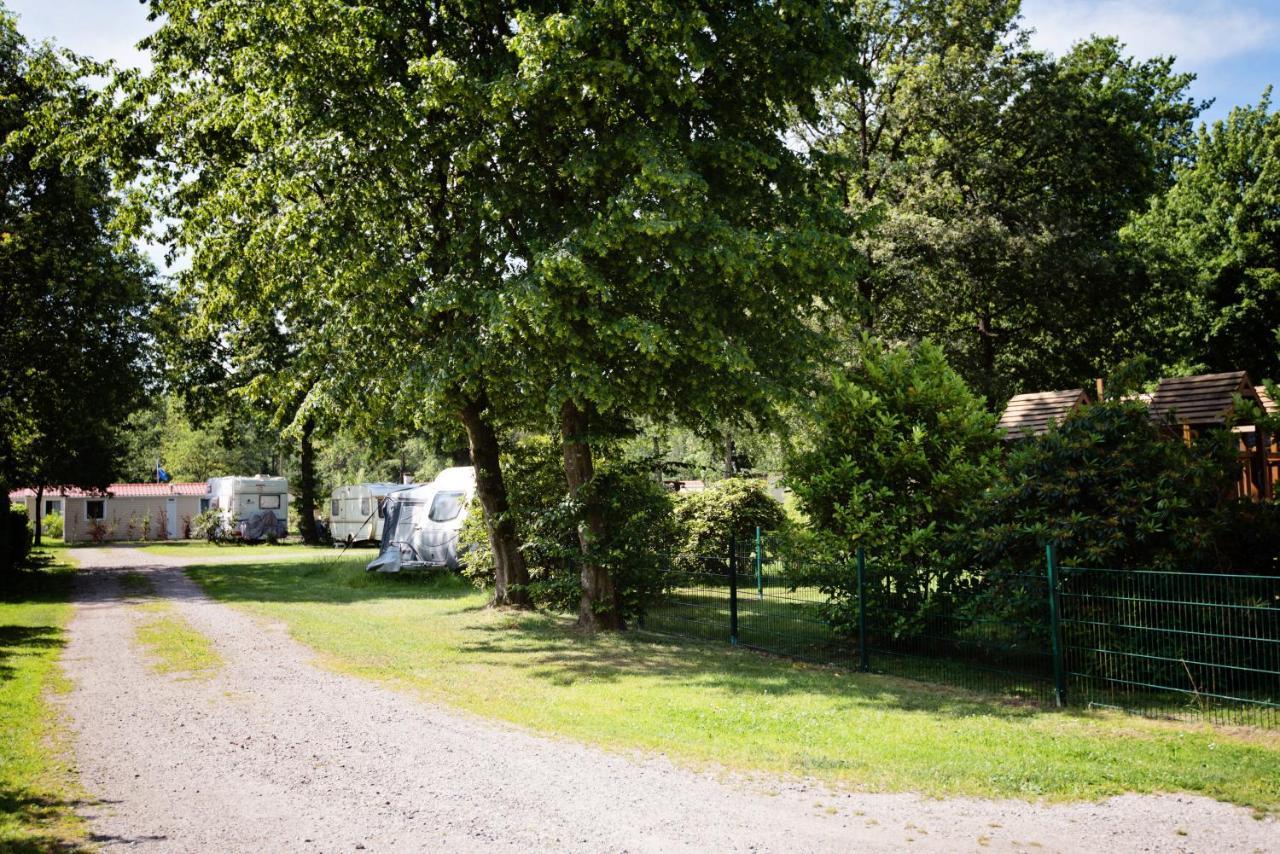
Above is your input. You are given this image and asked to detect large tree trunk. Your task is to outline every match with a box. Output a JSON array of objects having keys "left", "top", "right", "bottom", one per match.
[
  {"left": 298, "top": 418, "right": 319, "bottom": 544},
  {"left": 561, "top": 400, "right": 622, "bottom": 631},
  {"left": 459, "top": 395, "right": 530, "bottom": 607},
  {"left": 33, "top": 484, "right": 43, "bottom": 547}
]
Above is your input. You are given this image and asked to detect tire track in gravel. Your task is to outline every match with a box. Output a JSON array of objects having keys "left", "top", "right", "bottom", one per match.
[{"left": 56, "top": 547, "right": 1278, "bottom": 853}]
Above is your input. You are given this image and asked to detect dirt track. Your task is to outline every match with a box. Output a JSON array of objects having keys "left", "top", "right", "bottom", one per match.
[{"left": 58, "top": 547, "right": 1277, "bottom": 853}]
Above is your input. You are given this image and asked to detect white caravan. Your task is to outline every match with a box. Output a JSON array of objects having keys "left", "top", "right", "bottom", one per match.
[
  {"left": 204, "top": 475, "right": 289, "bottom": 541},
  {"left": 366, "top": 466, "right": 475, "bottom": 572},
  {"left": 329, "top": 482, "right": 408, "bottom": 545}
]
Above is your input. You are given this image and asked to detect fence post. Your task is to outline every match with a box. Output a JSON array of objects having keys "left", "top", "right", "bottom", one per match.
[
  {"left": 729, "top": 532, "right": 739, "bottom": 645},
  {"left": 1046, "top": 542, "right": 1067, "bottom": 708},
  {"left": 856, "top": 546, "right": 869, "bottom": 672},
  {"left": 754, "top": 526, "right": 763, "bottom": 599}
]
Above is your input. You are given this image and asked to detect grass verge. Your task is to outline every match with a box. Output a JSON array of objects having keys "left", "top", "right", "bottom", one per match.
[
  {"left": 0, "top": 548, "right": 87, "bottom": 850},
  {"left": 131, "top": 595, "right": 222, "bottom": 679},
  {"left": 138, "top": 540, "right": 329, "bottom": 559},
  {"left": 188, "top": 556, "right": 1280, "bottom": 810}
]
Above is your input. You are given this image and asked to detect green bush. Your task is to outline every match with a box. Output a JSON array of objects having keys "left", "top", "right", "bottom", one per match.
[
  {"left": 671, "top": 478, "right": 786, "bottom": 561},
  {"left": 459, "top": 436, "right": 677, "bottom": 621},
  {"left": 786, "top": 335, "right": 1002, "bottom": 589},
  {"left": 3, "top": 506, "right": 32, "bottom": 572},
  {"left": 968, "top": 398, "right": 1241, "bottom": 573},
  {"left": 190, "top": 509, "right": 228, "bottom": 542},
  {"left": 41, "top": 512, "right": 63, "bottom": 541}
]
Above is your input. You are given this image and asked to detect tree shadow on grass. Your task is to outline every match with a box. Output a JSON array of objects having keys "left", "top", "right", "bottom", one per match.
[
  {"left": 181, "top": 559, "right": 481, "bottom": 608},
  {"left": 0, "top": 625, "right": 65, "bottom": 682},
  {"left": 0, "top": 785, "right": 108, "bottom": 853},
  {"left": 452, "top": 617, "right": 1064, "bottom": 722}
]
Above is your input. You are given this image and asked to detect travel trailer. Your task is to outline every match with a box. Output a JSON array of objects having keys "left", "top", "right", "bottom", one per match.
[
  {"left": 366, "top": 466, "right": 475, "bottom": 572},
  {"left": 329, "top": 482, "right": 409, "bottom": 545},
  {"left": 205, "top": 475, "right": 289, "bottom": 541}
]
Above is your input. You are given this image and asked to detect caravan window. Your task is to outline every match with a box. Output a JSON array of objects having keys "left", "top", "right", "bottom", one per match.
[
  {"left": 331, "top": 499, "right": 341, "bottom": 516},
  {"left": 429, "top": 491, "right": 466, "bottom": 523},
  {"left": 359, "top": 497, "right": 371, "bottom": 516},
  {"left": 260, "top": 494, "right": 282, "bottom": 510}
]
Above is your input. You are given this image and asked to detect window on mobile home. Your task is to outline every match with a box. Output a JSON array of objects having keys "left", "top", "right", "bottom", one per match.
[
  {"left": 331, "top": 499, "right": 340, "bottom": 516},
  {"left": 260, "top": 494, "right": 282, "bottom": 510},
  {"left": 86, "top": 500, "right": 105, "bottom": 520},
  {"left": 429, "top": 491, "right": 466, "bottom": 522}
]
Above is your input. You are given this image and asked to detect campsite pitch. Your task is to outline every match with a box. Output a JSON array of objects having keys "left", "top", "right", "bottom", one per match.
[{"left": 45, "top": 548, "right": 1280, "bottom": 851}]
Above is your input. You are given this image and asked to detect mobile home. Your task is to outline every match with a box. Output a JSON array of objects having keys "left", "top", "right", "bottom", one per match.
[
  {"left": 367, "top": 466, "right": 476, "bottom": 572},
  {"left": 205, "top": 475, "right": 290, "bottom": 541},
  {"left": 8, "top": 482, "right": 205, "bottom": 542},
  {"left": 329, "top": 482, "right": 409, "bottom": 545}
]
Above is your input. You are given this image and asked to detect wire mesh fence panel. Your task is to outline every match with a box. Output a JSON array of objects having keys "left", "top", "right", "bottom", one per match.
[
  {"left": 643, "top": 554, "right": 734, "bottom": 644},
  {"left": 858, "top": 564, "right": 1057, "bottom": 702},
  {"left": 1059, "top": 566, "right": 1280, "bottom": 728},
  {"left": 736, "top": 553, "right": 859, "bottom": 668}
]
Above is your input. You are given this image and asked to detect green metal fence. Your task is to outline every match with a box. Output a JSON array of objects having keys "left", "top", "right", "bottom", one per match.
[{"left": 642, "top": 533, "right": 1280, "bottom": 728}]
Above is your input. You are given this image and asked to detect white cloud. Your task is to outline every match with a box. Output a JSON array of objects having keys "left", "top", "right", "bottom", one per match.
[{"left": 1021, "top": 0, "right": 1278, "bottom": 65}]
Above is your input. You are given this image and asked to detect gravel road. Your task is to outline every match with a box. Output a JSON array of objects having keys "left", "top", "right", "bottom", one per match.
[{"left": 57, "top": 547, "right": 1276, "bottom": 853}]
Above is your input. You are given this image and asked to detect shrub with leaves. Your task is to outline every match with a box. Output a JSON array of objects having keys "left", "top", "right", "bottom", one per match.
[
  {"left": 970, "top": 398, "right": 1241, "bottom": 573},
  {"left": 190, "top": 508, "right": 228, "bottom": 542},
  {"left": 786, "top": 336, "right": 1002, "bottom": 602},
  {"left": 672, "top": 478, "right": 786, "bottom": 562},
  {"left": 41, "top": 512, "right": 63, "bottom": 541},
  {"left": 459, "top": 436, "right": 677, "bottom": 622}
]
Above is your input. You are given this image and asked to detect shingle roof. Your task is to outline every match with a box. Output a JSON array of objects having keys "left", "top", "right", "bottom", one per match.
[
  {"left": 8, "top": 482, "right": 207, "bottom": 500},
  {"left": 1147, "top": 371, "right": 1255, "bottom": 426},
  {"left": 998, "top": 389, "right": 1089, "bottom": 440},
  {"left": 1258, "top": 386, "right": 1278, "bottom": 416}
]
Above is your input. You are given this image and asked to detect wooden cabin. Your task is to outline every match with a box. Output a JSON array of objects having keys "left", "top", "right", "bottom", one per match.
[
  {"left": 1147, "top": 371, "right": 1275, "bottom": 502},
  {"left": 997, "top": 389, "right": 1090, "bottom": 441}
]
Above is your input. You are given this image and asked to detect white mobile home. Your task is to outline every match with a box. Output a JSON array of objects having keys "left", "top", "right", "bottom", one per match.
[
  {"left": 205, "top": 475, "right": 289, "bottom": 541},
  {"left": 367, "top": 466, "right": 475, "bottom": 572},
  {"left": 9, "top": 482, "right": 206, "bottom": 542},
  {"left": 329, "top": 482, "right": 408, "bottom": 545}
]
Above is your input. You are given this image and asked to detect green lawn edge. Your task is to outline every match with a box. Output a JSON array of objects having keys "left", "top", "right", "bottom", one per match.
[
  {"left": 186, "top": 556, "right": 1280, "bottom": 812},
  {"left": 0, "top": 548, "right": 88, "bottom": 850}
]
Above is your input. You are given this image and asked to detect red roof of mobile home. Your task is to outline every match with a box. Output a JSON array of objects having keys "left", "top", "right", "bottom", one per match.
[{"left": 8, "top": 482, "right": 207, "bottom": 500}]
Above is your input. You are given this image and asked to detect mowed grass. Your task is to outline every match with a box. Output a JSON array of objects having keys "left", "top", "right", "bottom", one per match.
[
  {"left": 125, "top": 575, "right": 222, "bottom": 679},
  {"left": 138, "top": 540, "right": 329, "bottom": 559},
  {"left": 0, "top": 549, "right": 86, "bottom": 850},
  {"left": 188, "top": 556, "right": 1280, "bottom": 811}
]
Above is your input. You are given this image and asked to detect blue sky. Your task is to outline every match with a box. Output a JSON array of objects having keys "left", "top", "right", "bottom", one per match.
[{"left": 7, "top": 0, "right": 1279, "bottom": 124}]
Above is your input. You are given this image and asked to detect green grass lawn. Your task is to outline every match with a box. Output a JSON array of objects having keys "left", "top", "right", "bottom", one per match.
[
  {"left": 0, "top": 548, "right": 86, "bottom": 850},
  {"left": 137, "top": 540, "right": 331, "bottom": 559},
  {"left": 188, "top": 556, "right": 1280, "bottom": 811}
]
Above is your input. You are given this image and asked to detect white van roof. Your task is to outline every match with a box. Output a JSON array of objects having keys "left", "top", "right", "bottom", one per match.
[
  {"left": 207, "top": 475, "right": 289, "bottom": 494},
  {"left": 433, "top": 466, "right": 475, "bottom": 490}
]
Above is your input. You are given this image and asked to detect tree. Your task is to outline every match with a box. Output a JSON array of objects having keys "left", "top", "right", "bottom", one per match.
[
  {"left": 0, "top": 11, "right": 153, "bottom": 548},
  {"left": 802, "top": 2, "right": 1202, "bottom": 400},
  {"left": 496, "top": 0, "right": 863, "bottom": 627},
  {"left": 1124, "top": 91, "right": 1280, "bottom": 380},
  {"left": 786, "top": 336, "right": 1001, "bottom": 603}
]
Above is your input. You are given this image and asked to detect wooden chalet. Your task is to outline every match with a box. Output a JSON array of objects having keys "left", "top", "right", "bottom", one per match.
[
  {"left": 997, "top": 389, "right": 1090, "bottom": 441},
  {"left": 998, "top": 371, "right": 1277, "bottom": 501},
  {"left": 1147, "top": 371, "right": 1275, "bottom": 501}
]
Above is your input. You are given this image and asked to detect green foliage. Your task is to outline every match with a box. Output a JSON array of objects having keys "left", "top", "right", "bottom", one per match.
[
  {"left": 968, "top": 399, "right": 1241, "bottom": 572},
  {"left": 805, "top": 2, "right": 1203, "bottom": 400},
  {"left": 41, "top": 512, "right": 63, "bottom": 541},
  {"left": 671, "top": 478, "right": 786, "bottom": 560},
  {"left": 460, "top": 437, "right": 677, "bottom": 621},
  {"left": 190, "top": 509, "right": 227, "bottom": 543},
  {"left": 787, "top": 336, "right": 1001, "bottom": 575},
  {"left": 1124, "top": 91, "right": 1280, "bottom": 380},
  {"left": 2, "top": 507, "right": 32, "bottom": 572},
  {"left": 0, "top": 12, "right": 153, "bottom": 497}
]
